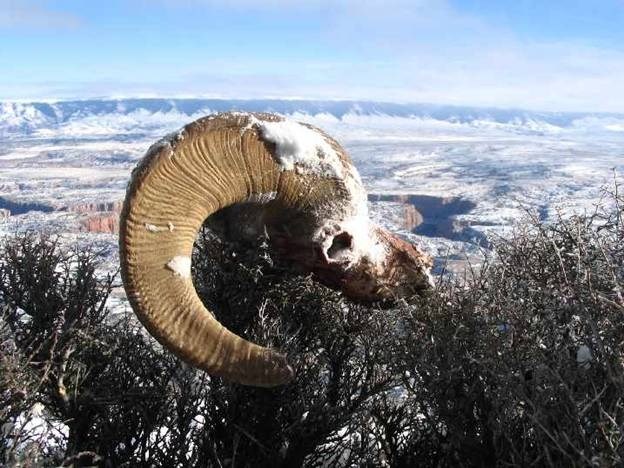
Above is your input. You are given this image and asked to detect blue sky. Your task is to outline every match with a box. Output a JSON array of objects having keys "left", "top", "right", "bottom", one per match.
[{"left": 1, "top": 0, "right": 623, "bottom": 111}]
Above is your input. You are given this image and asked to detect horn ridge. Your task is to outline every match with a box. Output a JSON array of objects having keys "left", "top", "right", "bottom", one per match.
[{"left": 120, "top": 113, "right": 295, "bottom": 386}]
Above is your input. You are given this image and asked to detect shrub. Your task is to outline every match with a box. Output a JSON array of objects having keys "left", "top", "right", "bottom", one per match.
[{"left": 0, "top": 184, "right": 623, "bottom": 467}]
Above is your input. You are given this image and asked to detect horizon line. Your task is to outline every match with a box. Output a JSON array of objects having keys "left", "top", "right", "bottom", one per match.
[{"left": 2, "top": 95, "right": 623, "bottom": 117}]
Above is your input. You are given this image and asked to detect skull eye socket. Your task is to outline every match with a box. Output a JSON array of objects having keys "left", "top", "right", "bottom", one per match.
[{"left": 327, "top": 232, "right": 353, "bottom": 260}]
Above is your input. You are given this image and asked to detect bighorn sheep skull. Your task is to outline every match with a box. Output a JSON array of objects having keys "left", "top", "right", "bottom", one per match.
[{"left": 120, "top": 113, "right": 432, "bottom": 387}]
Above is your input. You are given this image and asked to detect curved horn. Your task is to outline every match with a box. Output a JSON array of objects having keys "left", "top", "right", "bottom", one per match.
[{"left": 120, "top": 113, "right": 355, "bottom": 387}]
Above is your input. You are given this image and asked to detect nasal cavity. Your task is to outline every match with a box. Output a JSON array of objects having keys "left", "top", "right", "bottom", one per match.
[{"left": 327, "top": 232, "right": 353, "bottom": 260}]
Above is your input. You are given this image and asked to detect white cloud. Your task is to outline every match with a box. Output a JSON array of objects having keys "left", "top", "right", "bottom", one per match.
[
  {"left": 9, "top": 44, "right": 624, "bottom": 112},
  {"left": 0, "top": 0, "right": 81, "bottom": 29},
  {"left": 134, "top": 0, "right": 624, "bottom": 111},
  {"left": 3, "top": 0, "right": 623, "bottom": 112}
]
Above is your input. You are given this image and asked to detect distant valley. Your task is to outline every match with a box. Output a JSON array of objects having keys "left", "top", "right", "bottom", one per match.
[{"left": 1, "top": 98, "right": 623, "bottom": 283}]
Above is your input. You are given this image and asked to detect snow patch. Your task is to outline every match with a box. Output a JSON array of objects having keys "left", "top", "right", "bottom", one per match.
[
  {"left": 259, "top": 120, "right": 342, "bottom": 177},
  {"left": 239, "top": 113, "right": 386, "bottom": 266},
  {"left": 236, "top": 112, "right": 262, "bottom": 134},
  {"left": 241, "top": 115, "right": 344, "bottom": 179},
  {"left": 145, "top": 222, "right": 175, "bottom": 232},
  {"left": 145, "top": 126, "right": 186, "bottom": 158},
  {"left": 166, "top": 256, "right": 191, "bottom": 278},
  {"left": 245, "top": 191, "right": 277, "bottom": 204},
  {"left": 145, "top": 223, "right": 164, "bottom": 232}
]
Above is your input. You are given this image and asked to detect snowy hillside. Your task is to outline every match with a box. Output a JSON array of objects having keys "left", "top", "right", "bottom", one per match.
[
  {"left": 1, "top": 98, "right": 623, "bottom": 275},
  {"left": 2, "top": 98, "right": 624, "bottom": 138}
]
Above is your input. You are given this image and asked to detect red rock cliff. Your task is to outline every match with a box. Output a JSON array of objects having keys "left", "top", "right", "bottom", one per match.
[{"left": 80, "top": 213, "right": 119, "bottom": 234}]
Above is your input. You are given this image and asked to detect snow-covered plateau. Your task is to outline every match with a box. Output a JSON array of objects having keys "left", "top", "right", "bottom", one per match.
[{"left": 1, "top": 98, "right": 623, "bottom": 303}]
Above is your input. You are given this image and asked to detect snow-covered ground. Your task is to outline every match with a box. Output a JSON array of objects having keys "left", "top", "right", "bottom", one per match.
[{"left": 1, "top": 98, "right": 622, "bottom": 284}]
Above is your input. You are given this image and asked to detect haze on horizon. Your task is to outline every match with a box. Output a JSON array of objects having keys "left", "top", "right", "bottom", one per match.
[{"left": 1, "top": 0, "right": 623, "bottom": 113}]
